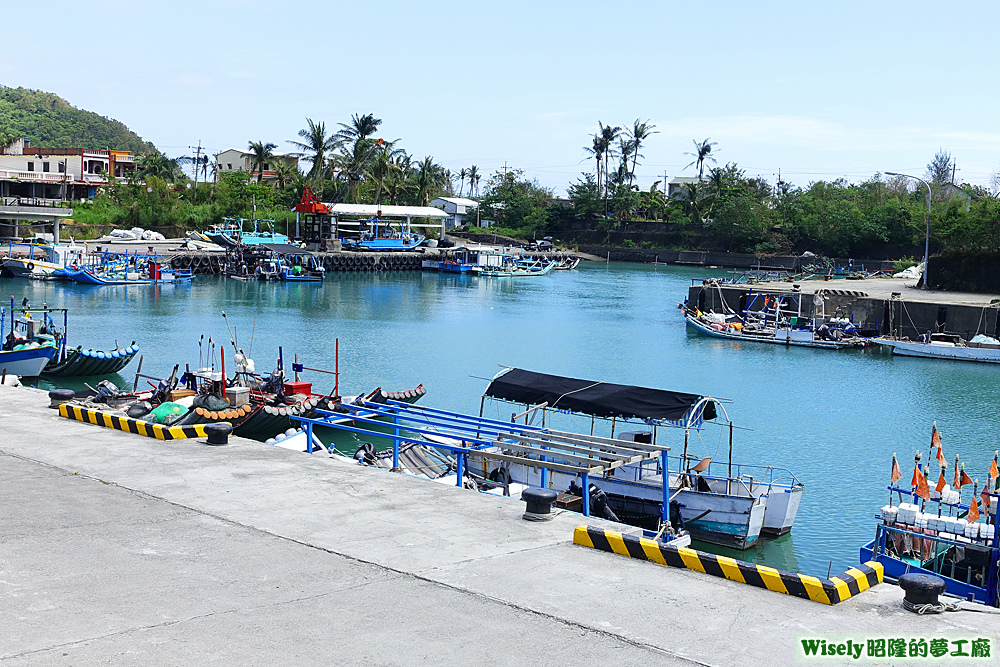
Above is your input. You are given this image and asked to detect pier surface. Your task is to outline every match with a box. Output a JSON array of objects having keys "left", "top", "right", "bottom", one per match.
[{"left": 0, "top": 387, "right": 985, "bottom": 666}]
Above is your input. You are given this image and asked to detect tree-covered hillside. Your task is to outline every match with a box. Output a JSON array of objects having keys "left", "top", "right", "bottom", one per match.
[{"left": 0, "top": 86, "right": 157, "bottom": 155}]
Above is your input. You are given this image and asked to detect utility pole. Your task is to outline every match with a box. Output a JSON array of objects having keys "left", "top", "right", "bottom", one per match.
[{"left": 189, "top": 141, "right": 203, "bottom": 204}]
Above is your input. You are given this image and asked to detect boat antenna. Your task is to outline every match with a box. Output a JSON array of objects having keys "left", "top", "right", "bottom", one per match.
[
  {"left": 249, "top": 311, "right": 258, "bottom": 358},
  {"left": 221, "top": 310, "right": 237, "bottom": 351},
  {"left": 198, "top": 334, "right": 204, "bottom": 368}
]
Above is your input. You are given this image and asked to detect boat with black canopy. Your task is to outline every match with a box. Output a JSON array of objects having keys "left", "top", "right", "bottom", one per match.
[{"left": 479, "top": 368, "right": 804, "bottom": 549}]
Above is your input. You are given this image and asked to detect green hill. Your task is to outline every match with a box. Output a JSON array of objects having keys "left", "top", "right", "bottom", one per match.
[{"left": 0, "top": 86, "right": 157, "bottom": 155}]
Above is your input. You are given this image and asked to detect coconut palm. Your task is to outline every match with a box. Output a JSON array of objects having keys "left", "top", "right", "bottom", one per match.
[
  {"left": 456, "top": 168, "right": 468, "bottom": 197},
  {"left": 414, "top": 156, "right": 448, "bottom": 206},
  {"left": 138, "top": 154, "right": 182, "bottom": 180},
  {"left": 685, "top": 138, "right": 718, "bottom": 178},
  {"left": 336, "top": 113, "right": 382, "bottom": 144},
  {"left": 367, "top": 139, "right": 406, "bottom": 204},
  {"left": 672, "top": 182, "right": 707, "bottom": 223},
  {"left": 583, "top": 134, "right": 605, "bottom": 198},
  {"left": 271, "top": 159, "right": 299, "bottom": 190},
  {"left": 288, "top": 118, "right": 338, "bottom": 182},
  {"left": 247, "top": 141, "right": 277, "bottom": 183},
  {"left": 598, "top": 123, "right": 621, "bottom": 216},
  {"left": 629, "top": 119, "right": 658, "bottom": 182},
  {"left": 467, "top": 165, "right": 480, "bottom": 198}
]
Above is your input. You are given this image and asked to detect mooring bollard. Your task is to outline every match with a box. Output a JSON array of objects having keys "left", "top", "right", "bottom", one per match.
[
  {"left": 521, "top": 487, "right": 558, "bottom": 521},
  {"left": 48, "top": 389, "right": 75, "bottom": 409},
  {"left": 898, "top": 573, "right": 949, "bottom": 613},
  {"left": 204, "top": 423, "right": 233, "bottom": 446}
]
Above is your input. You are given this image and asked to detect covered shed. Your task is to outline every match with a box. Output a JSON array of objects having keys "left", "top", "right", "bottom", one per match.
[{"left": 325, "top": 203, "right": 449, "bottom": 241}]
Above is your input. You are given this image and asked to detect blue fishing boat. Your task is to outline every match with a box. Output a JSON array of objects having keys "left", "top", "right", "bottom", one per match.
[
  {"left": 860, "top": 444, "right": 999, "bottom": 608},
  {"left": 205, "top": 218, "right": 290, "bottom": 247},
  {"left": 67, "top": 252, "right": 192, "bottom": 285},
  {"left": 341, "top": 217, "right": 424, "bottom": 251},
  {"left": 0, "top": 301, "right": 139, "bottom": 377}
]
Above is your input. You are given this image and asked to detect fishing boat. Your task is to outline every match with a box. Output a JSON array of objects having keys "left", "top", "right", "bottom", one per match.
[
  {"left": 205, "top": 218, "right": 290, "bottom": 248},
  {"left": 480, "top": 257, "right": 556, "bottom": 278},
  {"left": 552, "top": 256, "right": 580, "bottom": 270},
  {"left": 859, "top": 433, "right": 999, "bottom": 608},
  {"left": 476, "top": 368, "right": 803, "bottom": 549},
  {"left": 683, "top": 291, "right": 871, "bottom": 350},
  {"left": 67, "top": 252, "right": 193, "bottom": 285},
  {"left": 434, "top": 247, "right": 511, "bottom": 273},
  {"left": 875, "top": 333, "right": 1000, "bottom": 363},
  {"left": 1, "top": 241, "right": 90, "bottom": 280},
  {"left": 224, "top": 244, "right": 324, "bottom": 282},
  {"left": 0, "top": 302, "right": 139, "bottom": 377},
  {"left": 341, "top": 218, "right": 424, "bottom": 251}
]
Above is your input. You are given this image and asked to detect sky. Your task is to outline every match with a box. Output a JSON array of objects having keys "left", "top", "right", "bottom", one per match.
[{"left": 4, "top": 0, "right": 999, "bottom": 196}]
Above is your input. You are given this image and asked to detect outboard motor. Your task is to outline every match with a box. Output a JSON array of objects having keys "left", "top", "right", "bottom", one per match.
[
  {"left": 588, "top": 484, "right": 619, "bottom": 522},
  {"left": 354, "top": 442, "right": 377, "bottom": 466}
]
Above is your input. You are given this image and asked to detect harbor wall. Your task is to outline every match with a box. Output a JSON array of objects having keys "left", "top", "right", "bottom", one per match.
[
  {"left": 688, "top": 283, "right": 1000, "bottom": 340},
  {"left": 579, "top": 245, "right": 896, "bottom": 272}
]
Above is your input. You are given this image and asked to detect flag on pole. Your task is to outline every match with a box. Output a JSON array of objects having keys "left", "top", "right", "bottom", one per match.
[
  {"left": 913, "top": 465, "right": 931, "bottom": 501},
  {"left": 931, "top": 424, "right": 942, "bottom": 450},
  {"left": 989, "top": 453, "right": 999, "bottom": 482},
  {"left": 969, "top": 496, "right": 980, "bottom": 523},
  {"left": 960, "top": 469, "right": 974, "bottom": 487},
  {"left": 935, "top": 470, "right": 947, "bottom": 493},
  {"left": 891, "top": 455, "right": 902, "bottom": 483},
  {"left": 953, "top": 456, "right": 961, "bottom": 488},
  {"left": 981, "top": 490, "right": 991, "bottom": 512}
]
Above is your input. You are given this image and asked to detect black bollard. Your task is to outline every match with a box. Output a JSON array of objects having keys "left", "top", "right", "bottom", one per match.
[
  {"left": 898, "top": 573, "right": 947, "bottom": 608},
  {"left": 521, "top": 487, "right": 558, "bottom": 521},
  {"left": 204, "top": 423, "right": 233, "bottom": 446},
  {"left": 48, "top": 389, "right": 75, "bottom": 409}
]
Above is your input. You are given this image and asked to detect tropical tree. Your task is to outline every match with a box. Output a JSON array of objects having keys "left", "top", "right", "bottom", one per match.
[
  {"left": 467, "top": 165, "right": 480, "bottom": 198},
  {"left": 456, "top": 167, "right": 467, "bottom": 197},
  {"left": 247, "top": 140, "right": 277, "bottom": 183},
  {"left": 414, "top": 156, "right": 448, "bottom": 206},
  {"left": 271, "top": 159, "right": 298, "bottom": 190},
  {"left": 628, "top": 119, "right": 658, "bottom": 182},
  {"left": 672, "top": 182, "right": 708, "bottom": 223},
  {"left": 599, "top": 122, "right": 621, "bottom": 213},
  {"left": 367, "top": 139, "right": 406, "bottom": 204},
  {"left": 336, "top": 113, "right": 382, "bottom": 144},
  {"left": 583, "top": 134, "right": 605, "bottom": 200},
  {"left": 137, "top": 154, "right": 182, "bottom": 181},
  {"left": 685, "top": 138, "right": 719, "bottom": 178},
  {"left": 288, "top": 119, "right": 338, "bottom": 182}
]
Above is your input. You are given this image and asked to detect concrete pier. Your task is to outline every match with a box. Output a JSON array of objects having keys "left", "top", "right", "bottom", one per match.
[
  {"left": 0, "top": 387, "right": 984, "bottom": 665},
  {"left": 689, "top": 277, "right": 1000, "bottom": 340}
]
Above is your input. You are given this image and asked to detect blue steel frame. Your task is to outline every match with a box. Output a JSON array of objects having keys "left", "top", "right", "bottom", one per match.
[{"left": 291, "top": 399, "right": 672, "bottom": 520}]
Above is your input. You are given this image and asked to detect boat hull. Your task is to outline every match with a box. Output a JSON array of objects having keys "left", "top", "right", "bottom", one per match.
[
  {"left": 876, "top": 338, "right": 1000, "bottom": 363},
  {"left": 860, "top": 538, "right": 992, "bottom": 605},
  {"left": 0, "top": 346, "right": 59, "bottom": 377}
]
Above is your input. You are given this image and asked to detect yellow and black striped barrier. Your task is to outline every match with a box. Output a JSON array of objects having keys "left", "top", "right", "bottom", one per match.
[
  {"left": 59, "top": 404, "right": 215, "bottom": 441},
  {"left": 574, "top": 525, "right": 882, "bottom": 605}
]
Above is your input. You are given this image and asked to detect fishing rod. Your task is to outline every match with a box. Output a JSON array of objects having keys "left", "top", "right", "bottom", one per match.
[{"left": 221, "top": 310, "right": 238, "bottom": 352}]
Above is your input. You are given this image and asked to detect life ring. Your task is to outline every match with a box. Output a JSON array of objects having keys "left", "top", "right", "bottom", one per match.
[{"left": 26, "top": 262, "right": 34, "bottom": 271}]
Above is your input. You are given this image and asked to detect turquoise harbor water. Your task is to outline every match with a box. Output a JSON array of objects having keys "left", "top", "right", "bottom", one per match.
[{"left": 5, "top": 263, "right": 999, "bottom": 576}]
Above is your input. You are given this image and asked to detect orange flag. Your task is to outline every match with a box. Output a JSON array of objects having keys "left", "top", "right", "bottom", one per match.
[
  {"left": 891, "top": 456, "right": 902, "bottom": 483},
  {"left": 932, "top": 424, "right": 942, "bottom": 449},
  {"left": 935, "top": 471, "right": 947, "bottom": 493},
  {"left": 911, "top": 462, "right": 923, "bottom": 487},
  {"left": 968, "top": 497, "right": 980, "bottom": 523},
  {"left": 954, "top": 457, "right": 961, "bottom": 488},
  {"left": 983, "top": 490, "right": 992, "bottom": 509},
  {"left": 990, "top": 455, "right": 999, "bottom": 482},
  {"left": 914, "top": 465, "right": 931, "bottom": 501},
  {"left": 960, "top": 469, "right": 974, "bottom": 487}
]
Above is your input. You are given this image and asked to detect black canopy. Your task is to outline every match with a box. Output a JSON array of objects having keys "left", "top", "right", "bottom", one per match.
[{"left": 484, "top": 368, "right": 716, "bottom": 423}]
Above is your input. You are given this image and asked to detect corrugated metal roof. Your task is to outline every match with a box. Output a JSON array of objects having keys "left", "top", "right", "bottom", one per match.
[
  {"left": 326, "top": 203, "right": 448, "bottom": 218},
  {"left": 432, "top": 197, "right": 478, "bottom": 206}
]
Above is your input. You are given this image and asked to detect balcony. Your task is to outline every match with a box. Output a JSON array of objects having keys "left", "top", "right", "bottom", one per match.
[{"left": 0, "top": 170, "right": 72, "bottom": 183}]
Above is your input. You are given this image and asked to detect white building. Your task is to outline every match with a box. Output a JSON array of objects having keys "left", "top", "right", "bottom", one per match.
[
  {"left": 215, "top": 148, "right": 299, "bottom": 184},
  {"left": 430, "top": 196, "right": 479, "bottom": 229},
  {"left": 0, "top": 138, "right": 138, "bottom": 200}
]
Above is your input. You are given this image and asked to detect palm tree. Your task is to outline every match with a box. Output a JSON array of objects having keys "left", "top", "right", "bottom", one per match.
[
  {"left": 672, "top": 182, "right": 707, "bottom": 223},
  {"left": 456, "top": 168, "right": 467, "bottom": 197},
  {"left": 629, "top": 119, "right": 658, "bottom": 182},
  {"left": 414, "top": 156, "right": 448, "bottom": 206},
  {"left": 685, "top": 138, "right": 718, "bottom": 178},
  {"left": 583, "top": 134, "right": 604, "bottom": 199},
  {"left": 336, "top": 113, "right": 382, "bottom": 144},
  {"left": 247, "top": 141, "right": 277, "bottom": 183},
  {"left": 598, "top": 122, "right": 621, "bottom": 216},
  {"left": 271, "top": 159, "right": 299, "bottom": 190},
  {"left": 467, "top": 165, "right": 480, "bottom": 198},
  {"left": 138, "top": 154, "right": 182, "bottom": 180},
  {"left": 367, "top": 139, "right": 406, "bottom": 204},
  {"left": 288, "top": 118, "right": 338, "bottom": 182}
]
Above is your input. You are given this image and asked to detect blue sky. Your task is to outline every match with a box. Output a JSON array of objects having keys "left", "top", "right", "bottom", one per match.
[{"left": 4, "top": 0, "right": 998, "bottom": 195}]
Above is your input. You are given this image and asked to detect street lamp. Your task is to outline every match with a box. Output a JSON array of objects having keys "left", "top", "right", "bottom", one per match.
[{"left": 885, "top": 171, "right": 932, "bottom": 289}]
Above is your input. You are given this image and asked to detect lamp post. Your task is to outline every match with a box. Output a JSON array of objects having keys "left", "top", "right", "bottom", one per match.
[{"left": 886, "top": 171, "right": 932, "bottom": 289}]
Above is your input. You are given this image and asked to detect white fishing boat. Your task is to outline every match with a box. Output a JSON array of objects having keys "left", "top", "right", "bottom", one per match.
[
  {"left": 875, "top": 334, "right": 1000, "bottom": 363},
  {"left": 0, "top": 308, "right": 58, "bottom": 376},
  {"left": 2, "top": 241, "right": 89, "bottom": 280}
]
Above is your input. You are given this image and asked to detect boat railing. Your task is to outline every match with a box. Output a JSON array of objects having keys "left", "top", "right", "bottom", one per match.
[{"left": 669, "top": 456, "right": 802, "bottom": 488}]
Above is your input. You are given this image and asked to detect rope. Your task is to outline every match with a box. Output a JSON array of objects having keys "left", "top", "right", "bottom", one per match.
[{"left": 902, "top": 599, "right": 963, "bottom": 614}]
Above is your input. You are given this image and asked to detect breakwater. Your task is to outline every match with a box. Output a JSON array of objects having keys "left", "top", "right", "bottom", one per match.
[{"left": 579, "top": 246, "right": 897, "bottom": 272}]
